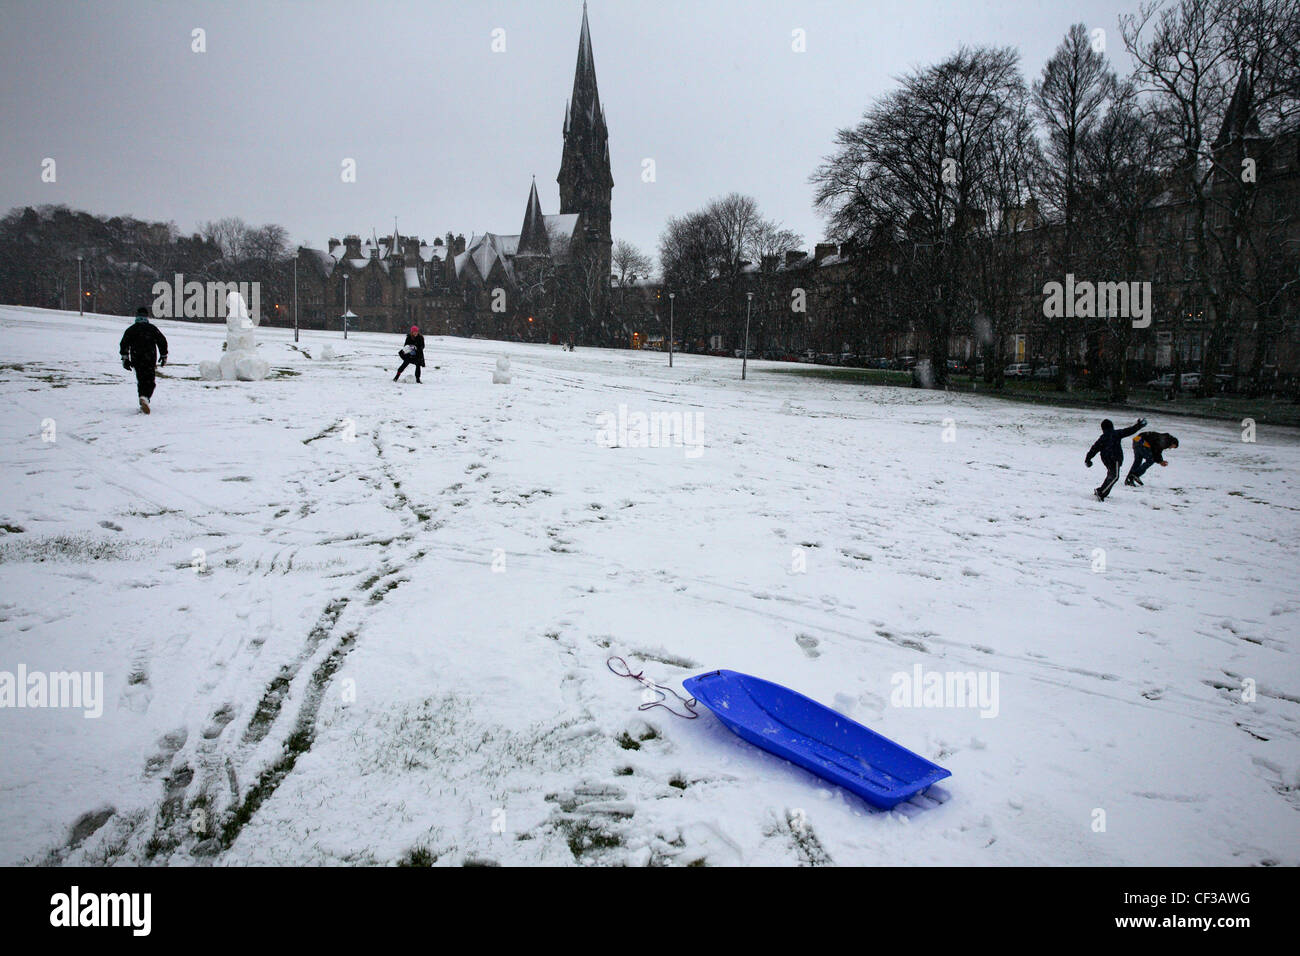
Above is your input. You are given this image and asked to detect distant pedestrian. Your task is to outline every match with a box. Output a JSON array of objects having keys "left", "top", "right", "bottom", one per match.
[
  {"left": 1126, "top": 432, "right": 1179, "bottom": 486},
  {"left": 1085, "top": 417, "right": 1146, "bottom": 501},
  {"left": 394, "top": 326, "right": 425, "bottom": 383},
  {"left": 119, "top": 306, "right": 168, "bottom": 414}
]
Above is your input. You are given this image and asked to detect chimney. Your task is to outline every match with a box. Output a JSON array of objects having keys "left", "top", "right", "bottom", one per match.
[
  {"left": 328, "top": 238, "right": 341, "bottom": 256},
  {"left": 454, "top": 234, "right": 466, "bottom": 255},
  {"left": 785, "top": 250, "right": 807, "bottom": 267},
  {"left": 814, "top": 243, "right": 836, "bottom": 264},
  {"left": 343, "top": 234, "right": 361, "bottom": 258}
]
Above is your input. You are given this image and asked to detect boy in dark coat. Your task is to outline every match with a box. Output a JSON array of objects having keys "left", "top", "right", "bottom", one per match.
[
  {"left": 1085, "top": 417, "right": 1147, "bottom": 501},
  {"left": 119, "top": 306, "right": 168, "bottom": 414},
  {"left": 394, "top": 326, "right": 425, "bottom": 383},
  {"left": 1126, "top": 432, "right": 1179, "bottom": 486}
]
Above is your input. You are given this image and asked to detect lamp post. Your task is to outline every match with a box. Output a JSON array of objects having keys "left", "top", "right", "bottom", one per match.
[
  {"left": 293, "top": 255, "right": 299, "bottom": 343},
  {"left": 742, "top": 292, "right": 753, "bottom": 380},
  {"left": 668, "top": 291, "right": 675, "bottom": 368},
  {"left": 342, "top": 274, "right": 350, "bottom": 339},
  {"left": 76, "top": 256, "right": 83, "bottom": 316}
]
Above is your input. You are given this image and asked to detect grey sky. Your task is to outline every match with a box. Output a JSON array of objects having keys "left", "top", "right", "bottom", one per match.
[{"left": 1, "top": 0, "right": 1140, "bottom": 267}]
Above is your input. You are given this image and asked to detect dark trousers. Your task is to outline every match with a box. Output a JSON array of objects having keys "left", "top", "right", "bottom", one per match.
[
  {"left": 395, "top": 361, "right": 421, "bottom": 381},
  {"left": 1128, "top": 445, "right": 1157, "bottom": 480},
  {"left": 134, "top": 362, "right": 157, "bottom": 399},
  {"left": 1096, "top": 454, "right": 1121, "bottom": 500}
]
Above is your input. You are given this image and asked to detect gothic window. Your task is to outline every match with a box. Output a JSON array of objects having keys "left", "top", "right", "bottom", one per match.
[{"left": 366, "top": 278, "right": 383, "bottom": 306}]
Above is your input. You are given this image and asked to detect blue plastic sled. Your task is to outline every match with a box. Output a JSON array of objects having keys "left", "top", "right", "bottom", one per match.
[{"left": 682, "top": 669, "right": 951, "bottom": 810}]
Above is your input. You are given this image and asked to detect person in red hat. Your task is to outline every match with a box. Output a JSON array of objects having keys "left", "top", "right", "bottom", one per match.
[{"left": 394, "top": 325, "right": 426, "bottom": 383}]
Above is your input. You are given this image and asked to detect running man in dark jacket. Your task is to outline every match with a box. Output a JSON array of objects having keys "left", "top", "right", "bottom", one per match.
[
  {"left": 1085, "top": 417, "right": 1146, "bottom": 501},
  {"left": 119, "top": 306, "right": 168, "bottom": 414},
  {"left": 393, "top": 326, "right": 425, "bottom": 383},
  {"left": 1125, "top": 432, "right": 1179, "bottom": 486}
]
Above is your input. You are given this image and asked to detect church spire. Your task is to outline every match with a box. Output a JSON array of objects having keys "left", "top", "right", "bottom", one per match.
[
  {"left": 518, "top": 177, "right": 550, "bottom": 257},
  {"left": 557, "top": 2, "right": 613, "bottom": 332},
  {"left": 567, "top": 2, "right": 605, "bottom": 142}
]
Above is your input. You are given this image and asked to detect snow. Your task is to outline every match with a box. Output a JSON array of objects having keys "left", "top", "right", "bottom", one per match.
[{"left": 1, "top": 303, "right": 1297, "bottom": 867}]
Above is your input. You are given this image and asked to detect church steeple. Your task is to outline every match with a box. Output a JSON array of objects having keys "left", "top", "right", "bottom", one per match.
[
  {"left": 518, "top": 177, "right": 550, "bottom": 257},
  {"left": 559, "top": 2, "right": 613, "bottom": 208},
  {"left": 558, "top": 2, "right": 613, "bottom": 330}
]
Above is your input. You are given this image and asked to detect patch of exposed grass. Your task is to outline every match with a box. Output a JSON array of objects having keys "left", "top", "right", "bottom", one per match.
[
  {"left": 564, "top": 819, "right": 624, "bottom": 859},
  {"left": 398, "top": 846, "right": 437, "bottom": 866},
  {"left": 765, "top": 366, "right": 911, "bottom": 386},
  {"left": 0, "top": 533, "right": 153, "bottom": 563}
]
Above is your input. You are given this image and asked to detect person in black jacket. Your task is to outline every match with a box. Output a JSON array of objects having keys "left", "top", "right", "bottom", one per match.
[
  {"left": 394, "top": 325, "right": 425, "bottom": 383},
  {"left": 1085, "top": 417, "right": 1146, "bottom": 501},
  {"left": 119, "top": 306, "right": 168, "bottom": 414},
  {"left": 1126, "top": 432, "right": 1179, "bottom": 486}
]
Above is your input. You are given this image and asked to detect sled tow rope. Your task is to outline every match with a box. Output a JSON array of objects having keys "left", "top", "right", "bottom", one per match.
[{"left": 606, "top": 656, "right": 699, "bottom": 719}]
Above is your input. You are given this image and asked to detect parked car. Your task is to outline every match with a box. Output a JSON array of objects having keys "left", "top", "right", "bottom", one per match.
[
  {"left": 1004, "top": 363, "right": 1032, "bottom": 378},
  {"left": 1032, "top": 364, "right": 1059, "bottom": 380},
  {"left": 895, "top": 355, "right": 917, "bottom": 370},
  {"left": 1146, "top": 372, "right": 1201, "bottom": 390},
  {"left": 816, "top": 352, "right": 839, "bottom": 366}
]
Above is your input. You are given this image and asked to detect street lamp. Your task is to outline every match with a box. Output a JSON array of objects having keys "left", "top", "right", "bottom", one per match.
[
  {"left": 743, "top": 291, "right": 753, "bottom": 381},
  {"left": 76, "top": 256, "right": 83, "bottom": 316},
  {"left": 668, "top": 291, "right": 675, "bottom": 368},
  {"left": 342, "top": 274, "right": 350, "bottom": 339},
  {"left": 293, "top": 255, "right": 299, "bottom": 343}
]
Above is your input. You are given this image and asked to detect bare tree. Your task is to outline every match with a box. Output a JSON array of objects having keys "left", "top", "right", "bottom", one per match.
[
  {"left": 200, "top": 217, "right": 251, "bottom": 262},
  {"left": 1034, "top": 23, "right": 1118, "bottom": 387},
  {"left": 1122, "top": 0, "right": 1299, "bottom": 395},
  {"left": 813, "top": 46, "right": 1025, "bottom": 387},
  {"left": 612, "top": 239, "right": 653, "bottom": 287}
]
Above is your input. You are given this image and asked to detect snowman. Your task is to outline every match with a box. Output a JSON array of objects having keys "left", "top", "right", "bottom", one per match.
[
  {"left": 492, "top": 354, "right": 512, "bottom": 385},
  {"left": 200, "top": 291, "right": 270, "bottom": 381}
]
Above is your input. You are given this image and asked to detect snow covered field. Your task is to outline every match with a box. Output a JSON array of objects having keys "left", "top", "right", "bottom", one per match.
[{"left": 1, "top": 304, "right": 1296, "bottom": 867}]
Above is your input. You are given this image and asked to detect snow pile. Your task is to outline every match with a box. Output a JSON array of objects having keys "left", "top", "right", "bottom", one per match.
[
  {"left": 320, "top": 345, "right": 338, "bottom": 361},
  {"left": 492, "top": 354, "right": 512, "bottom": 384},
  {"left": 199, "top": 292, "right": 270, "bottom": 381}
]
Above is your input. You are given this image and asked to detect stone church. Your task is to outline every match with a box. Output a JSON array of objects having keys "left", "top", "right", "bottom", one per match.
[{"left": 294, "top": 4, "right": 613, "bottom": 343}]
